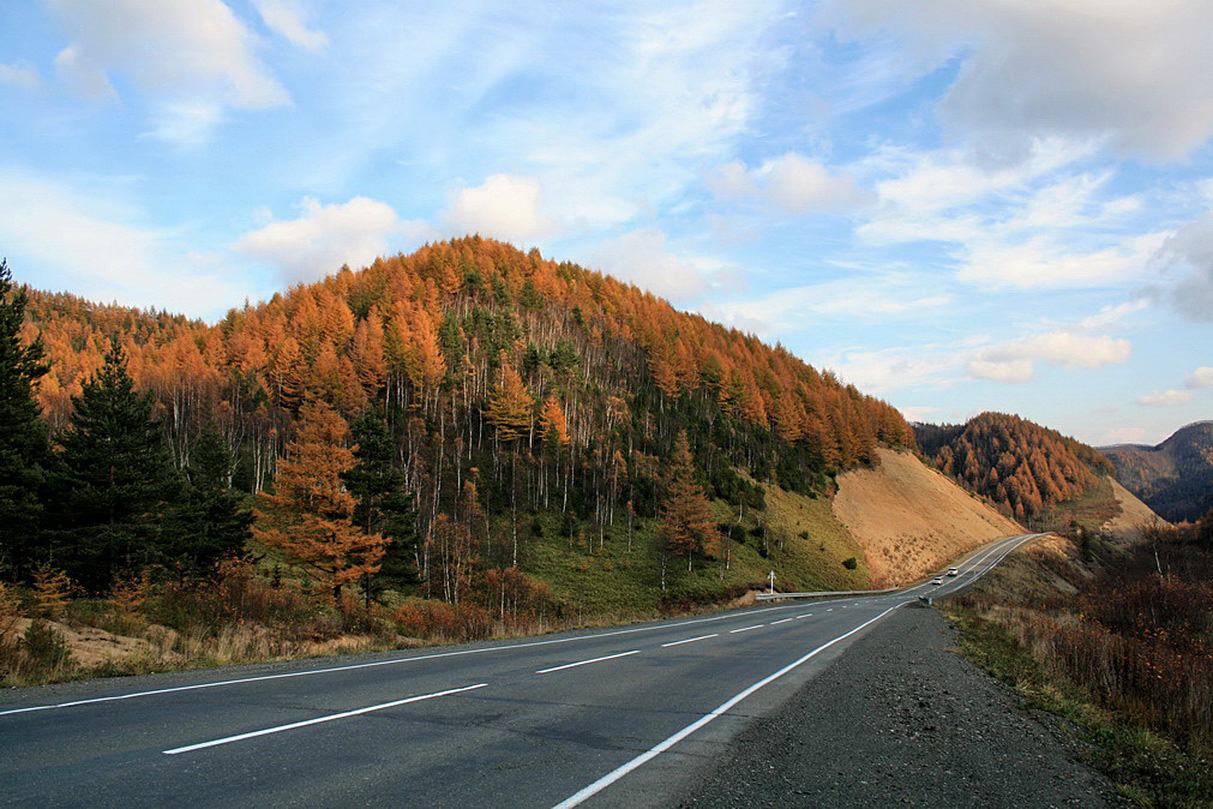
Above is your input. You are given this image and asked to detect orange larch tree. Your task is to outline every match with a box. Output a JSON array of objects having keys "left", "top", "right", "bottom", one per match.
[
  {"left": 658, "top": 431, "right": 720, "bottom": 571},
  {"left": 253, "top": 401, "right": 386, "bottom": 606}
]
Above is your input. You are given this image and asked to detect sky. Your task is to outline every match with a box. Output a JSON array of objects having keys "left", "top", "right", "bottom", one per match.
[{"left": 1, "top": 0, "right": 1211, "bottom": 447}]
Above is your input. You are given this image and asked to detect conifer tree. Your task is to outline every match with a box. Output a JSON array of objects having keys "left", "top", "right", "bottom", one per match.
[
  {"left": 0, "top": 260, "right": 52, "bottom": 579},
  {"left": 254, "top": 401, "right": 386, "bottom": 606},
  {"left": 170, "top": 420, "right": 254, "bottom": 576},
  {"left": 342, "top": 409, "right": 415, "bottom": 601},
  {"left": 658, "top": 431, "right": 719, "bottom": 571},
  {"left": 49, "top": 344, "right": 182, "bottom": 592},
  {"left": 484, "top": 354, "right": 533, "bottom": 443}
]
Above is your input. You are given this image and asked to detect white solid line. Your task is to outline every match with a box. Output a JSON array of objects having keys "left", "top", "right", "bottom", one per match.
[
  {"left": 770, "top": 618, "right": 794, "bottom": 626},
  {"left": 728, "top": 624, "right": 763, "bottom": 634},
  {"left": 162, "top": 683, "right": 488, "bottom": 755},
  {"left": 551, "top": 601, "right": 907, "bottom": 809},
  {"left": 536, "top": 650, "right": 640, "bottom": 674},
  {"left": 0, "top": 606, "right": 802, "bottom": 718},
  {"left": 661, "top": 634, "right": 718, "bottom": 648},
  {"left": 797, "top": 613, "right": 813, "bottom": 618}
]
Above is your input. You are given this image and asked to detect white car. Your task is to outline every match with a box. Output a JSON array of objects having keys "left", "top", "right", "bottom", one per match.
[
  {"left": 947, "top": 567, "right": 959, "bottom": 576},
  {"left": 930, "top": 576, "right": 944, "bottom": 585}
]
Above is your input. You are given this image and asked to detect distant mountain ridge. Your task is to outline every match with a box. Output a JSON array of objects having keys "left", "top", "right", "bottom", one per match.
[{"left": 1100, "top": 421, "right": 1213, "bottom": 523}]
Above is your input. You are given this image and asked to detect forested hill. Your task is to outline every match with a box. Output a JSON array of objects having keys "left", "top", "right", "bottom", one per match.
[
  {"left": 915, "top": 412, "right": 1114, "bottom": 525},
  {"left": 13, "top": 237, "right": 914, "bottom": 607},
  {"left": 1100, "top": 422, "right": 1213, "bottom": 523}
]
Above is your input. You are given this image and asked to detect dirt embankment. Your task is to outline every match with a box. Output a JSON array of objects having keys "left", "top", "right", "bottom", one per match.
[
  {"left": 1102, "top": 476, "right": 1166, "bottom": 543},
  {"left": 832, "top": 448, "right": 1023, "bottom": 586}
]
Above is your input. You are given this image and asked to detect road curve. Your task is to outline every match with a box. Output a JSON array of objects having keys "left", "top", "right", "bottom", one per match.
[{"left": 0, "top": 533, "right": 1042, "bottom": 808}]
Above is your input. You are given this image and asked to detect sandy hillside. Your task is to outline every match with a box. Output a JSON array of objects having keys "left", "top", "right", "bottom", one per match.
[
  {"left": 1102, "top": 477, "right": 1166, "bottom": 543},
  {"left": 832, "top": 448, "right": 1023, "bottom": 586}
]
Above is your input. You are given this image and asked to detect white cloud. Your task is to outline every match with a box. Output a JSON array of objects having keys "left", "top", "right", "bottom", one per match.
[
  {"left": 1139, "top": 389, "right": 1194, "bottom": 407},
  {"left": 967, "top": 329, "right": 1131, "bottom": 383},
  {"left": 860, "top": 141, "right": 1165, "bottom": 290},
  {"left": 956, "top": 233, "right": 1164, "bottom": 290},
  {"left": 826, "top": 0, "right": 1213, "bottom": 159},
  {"left": 824, "top": 344, "right": 961, "bottom": 394},
  {"left": 704, "top": 273, "right": 951, "bottom": 336},
  {"left": 0, "top": 169, "right": 249, "bottom": 318},
  {"left": 1079, "top": 299, "right": 1150, "bottom": 331},
  {"left": 48, "top": 0, "right": 290, "bottom": 143},
  {"left": 0, "top": 62, "right": 41, "bottom": 91},
  {"left": 442, "top": 174, "right": 556, "bottom": 244},
  {"left": 234, "top": 196, "right": 425, "bottom": 283},
  {"left": 1102, "top": 426, "right": 1148, "bottom": 445},
  {"left": 1185, "top": 367, "right": 1213, "bottom": 389},
  {"left": 252, "top": 0, "right": 328, "bottom": 52},
  {"left": 966, "top": 357, "right": 1035, "bottom": 384},
  {"left": 586, "top": 228, "right": 723, "bottom": 303},
  {"left": 709, "top": 153, "right": 870, "bottom": 212},
  {"left": 900, "top": 405, "right": 939, "bottom": 423}
]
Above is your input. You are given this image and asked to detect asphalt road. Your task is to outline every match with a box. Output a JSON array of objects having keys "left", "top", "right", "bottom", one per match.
[{"left": 0, "top": 533, "right": 1041, "bottom": 808}]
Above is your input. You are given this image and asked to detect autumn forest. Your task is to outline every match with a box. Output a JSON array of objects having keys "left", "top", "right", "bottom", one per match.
[{"left": 2, "top": 238, "right": 921, "bottom": 657}]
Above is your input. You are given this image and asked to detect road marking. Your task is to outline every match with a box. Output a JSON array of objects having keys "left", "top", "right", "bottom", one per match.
[
  {"left": 536, "top": 650, "right": 640, "bottom": 674},
  {"left": 728, "top": 624, "right": 763, "bottom": 634},
  {"left": 770, "top": 618, "right": 794, "bottom": 626},
  {"left": 162, "top": 683, "right": 488, "bottom": 755},
  {"left": 797, "top": 613, "right": 813, "bottom": 618},
  {"left": 825, "top": 608, "right": 833, "bottom": 612},
  {"left": 661, "top": 634, "right": 718, "bottom": 648},
  {"left": 551, "top": 601, "right": 907, "bottom": 808}
]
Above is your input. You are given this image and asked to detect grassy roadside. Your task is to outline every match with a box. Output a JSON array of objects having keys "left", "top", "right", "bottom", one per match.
[{"left": 940, "top": 533, "right": 1213, "bottom": 807}]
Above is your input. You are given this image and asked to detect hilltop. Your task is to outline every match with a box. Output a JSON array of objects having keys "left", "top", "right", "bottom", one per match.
[
  {"left": 915, "top": 412, "right": 1157, "bottom": 536},
  {"left": 1100, "top": 421, "right": 1213, "bottom": 523}
]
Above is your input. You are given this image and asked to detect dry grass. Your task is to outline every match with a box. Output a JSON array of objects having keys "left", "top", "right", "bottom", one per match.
[{"left": 948, "top": 525, "right": 1213, "bottom": 802}]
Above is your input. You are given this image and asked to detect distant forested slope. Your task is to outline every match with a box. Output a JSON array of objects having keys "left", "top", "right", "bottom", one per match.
[
  {"left": 1101, "top": 422, "right": 1213, "bottom": 522},
  {"left": 915, "top": 412, "right": 1114, "bottom": 526}
]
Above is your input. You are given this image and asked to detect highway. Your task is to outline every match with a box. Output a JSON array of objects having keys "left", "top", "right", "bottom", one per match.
[{"left": 0, "top": 533, "right": 1041, "bottom": 808}]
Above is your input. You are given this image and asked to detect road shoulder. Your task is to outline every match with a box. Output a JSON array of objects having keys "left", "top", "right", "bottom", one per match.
[{"left": 676, "top": 604, "right": 1126, "bottom": 808}]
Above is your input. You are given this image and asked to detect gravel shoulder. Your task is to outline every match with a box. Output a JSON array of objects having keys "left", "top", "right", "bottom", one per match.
[{"left": 677, "top": 604, "right": 1126, "bottom": 808}]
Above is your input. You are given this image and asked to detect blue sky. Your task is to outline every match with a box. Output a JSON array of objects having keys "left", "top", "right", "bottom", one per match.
[{"left": 2, "top": 0, "right": 1211, "bottom": 446}]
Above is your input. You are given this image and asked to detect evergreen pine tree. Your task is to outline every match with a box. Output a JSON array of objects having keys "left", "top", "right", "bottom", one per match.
[
  {"left": 0, "top": 260, "right": 52, "bottom": 579},
  {"left": 170, "top": 420, "right": 253, "bottom": 576},
  {"left": 48, "top": 344, "right": 182, "bottom": 592},
  {"left": 342, "top": 409, "right": 416, "bottom": 600}
]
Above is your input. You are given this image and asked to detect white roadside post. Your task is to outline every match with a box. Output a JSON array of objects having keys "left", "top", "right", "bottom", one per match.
[{"left": 768, "top": 570, "right": 775, "bottom": 594}]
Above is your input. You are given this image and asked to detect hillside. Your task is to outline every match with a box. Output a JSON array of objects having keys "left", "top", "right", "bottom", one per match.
[
  {"left": 915, "top": 412, "right": 1118, "bottom": 530},
  {"left": 1100, "top": 421, "right": 1213, "bottom": 523},
  {"left": 832, "top": 448, "right": 1023, "bottom": 586},
  {"left": 10, "top": 237, "right": 917, "bottom": 615}
]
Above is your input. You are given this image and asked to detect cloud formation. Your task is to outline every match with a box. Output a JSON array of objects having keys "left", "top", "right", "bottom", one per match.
[
  {"left": 0, "top": 169, "right": 248, "bottom": 316},
  {"left": 1186, "top": 367, "right": 1213, "bottom": 389},
  {"left": 967, "top": 329, "right": 1131, "bottom": 383},
  {"left": 1159, "top": 211, "right": 1213, "bottom": 322},
  {"left": 442, "top": 175, "right": 556, "bottom": 244},
  {"left": 1138, "top": 389, "right": 1194, "bottom": 407},
  {"left": 48, "top": 0, "right": 291, "bottom": 143},
  {"left": 234, "top": 196, "right": 423, "bottom": 283},
  {"left": 826, "top": 0, "right": 1213, "bottom": 159},
  {"left": 586, "top": 228, "right": 721, "bottom": 303},
  {"left": 710, "top": 153, "right": 870, "bottom": 212}
]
